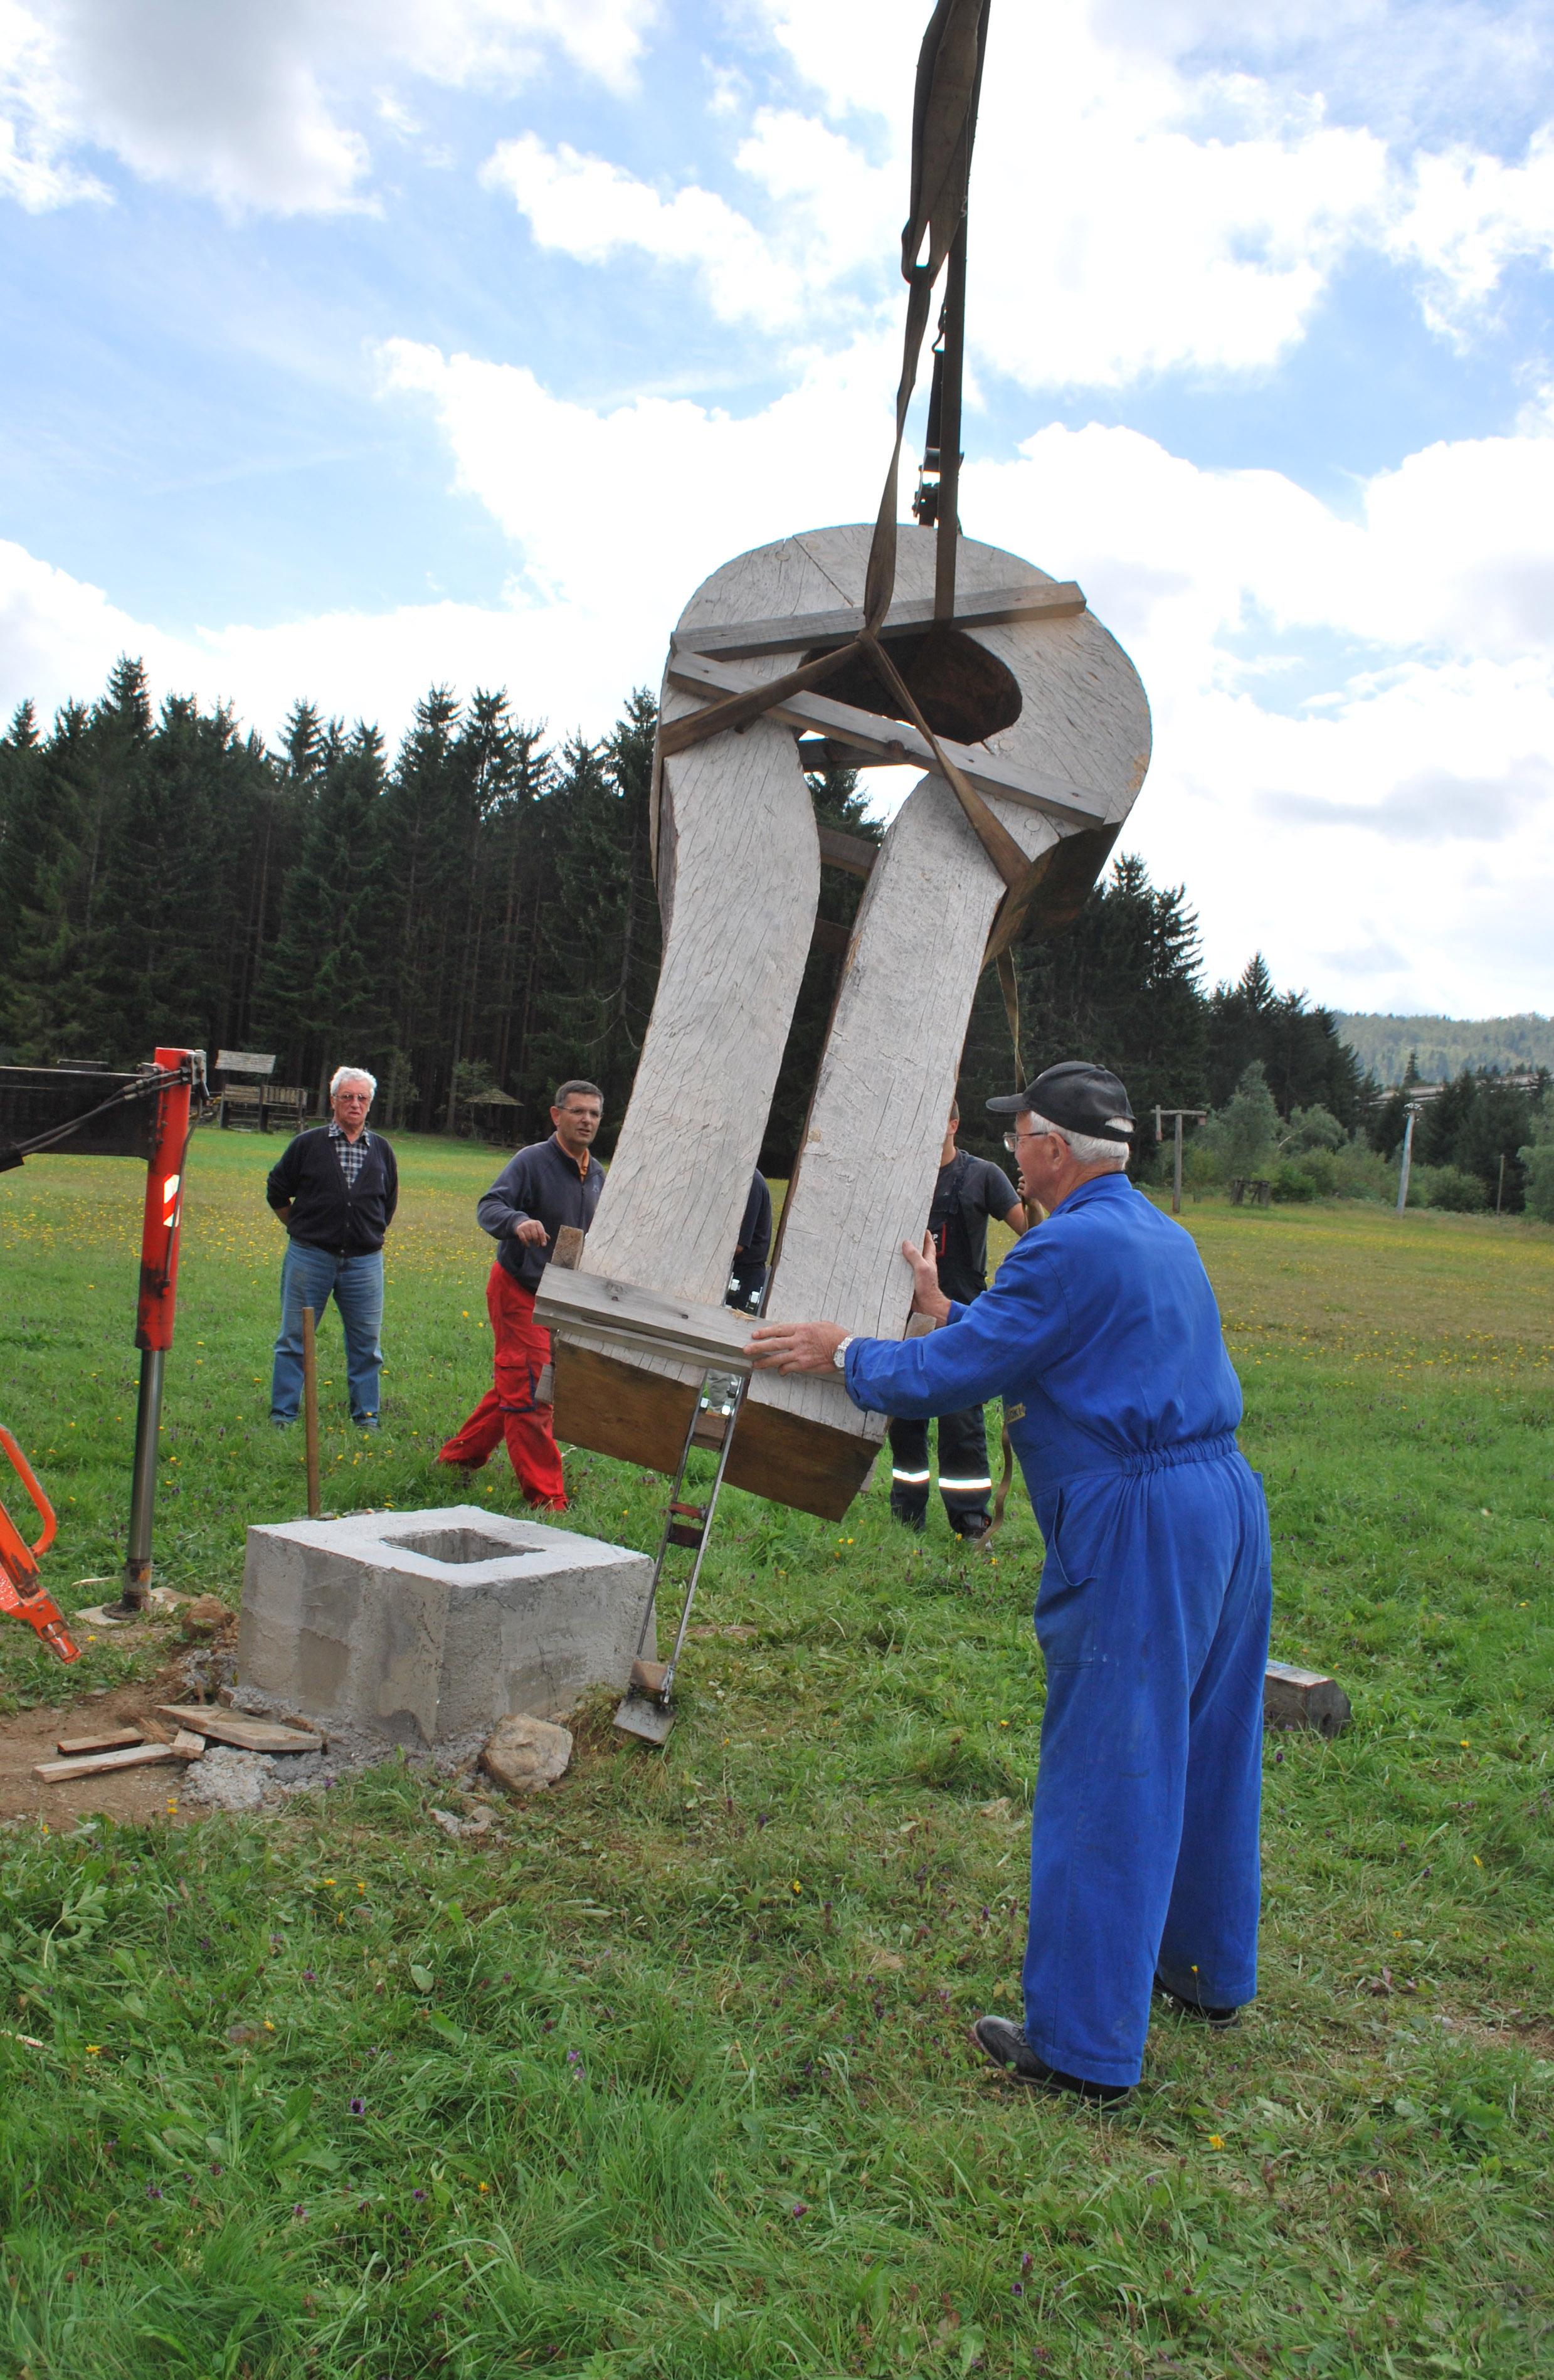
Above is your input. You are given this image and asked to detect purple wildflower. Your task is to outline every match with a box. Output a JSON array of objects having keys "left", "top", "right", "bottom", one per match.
[
  {"left": 790, "top": 2201, "right": 808, "bottom": 2217},
  {"left": 293, "top": 2203, "right": 307, "bottom": 2219},
  {"left": 349, "top": 2098, "right": 366, "bottom": 2115},
  {"left": 1021, "top": 2252, "right": 1032, "bottom": 2273},
  {"left": 566, "top": 2049, "right": 581, "bottom": 2063},
  {"left": 1012, "top": 2283, "right": 1025, "bottom": 2297},
  {"left": 146, "top": 2186, "right": 163, "bottom": 2200},
  {"left": 209, "top": 2162, "right": 223, "bottom": 2176},
  {"left": 300, "top": 1969, "right": 316, "bottom": 1982},
  {"left": 413, "top": 2188, "right": 427, "bottom": 2203}
]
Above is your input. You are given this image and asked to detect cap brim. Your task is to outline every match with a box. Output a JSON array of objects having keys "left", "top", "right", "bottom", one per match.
[{"left": 985, "top": 1091, "right": 1032, "bottom": 1116}]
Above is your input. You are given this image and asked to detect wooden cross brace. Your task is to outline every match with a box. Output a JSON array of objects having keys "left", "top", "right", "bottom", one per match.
[{"left": 666, "top": 578, "right": 1107, "bottom": 833}]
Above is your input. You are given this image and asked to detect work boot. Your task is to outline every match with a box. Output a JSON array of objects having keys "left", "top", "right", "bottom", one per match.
[
  {"left": 1153, "top": 1976, "right": 1240, "bottom": 2028},
  {"left": 951, "top": 1511, "right": 992, "bottom": 1542},
  {"left": 971, "top": 2014, "right": 1132, "bottom": 2103}
]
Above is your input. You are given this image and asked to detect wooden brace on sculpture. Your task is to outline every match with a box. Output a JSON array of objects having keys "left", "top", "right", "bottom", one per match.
[{"left": 536, "top": 520, "right": 1151, "bottom": 1520}]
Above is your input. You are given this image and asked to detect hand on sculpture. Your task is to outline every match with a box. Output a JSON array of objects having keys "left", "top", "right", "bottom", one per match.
[
  {"left": 748, "top": 1320, "right": 849, "bottom": 1375},
  {"left": 902, "top": 1235, "right": 951, "bottom": 1326},
  {"left": 513, "top": 1219, "right": 549, "bottom": 1247}
]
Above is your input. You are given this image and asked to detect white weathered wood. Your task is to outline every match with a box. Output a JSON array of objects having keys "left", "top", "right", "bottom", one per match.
[
  {"left": 743, "top": 526, "right": 1150, "bottom": 1468},
  {"left": 564, "top": 540, "right": 839, "bottom": 1401},
  {"left": 55, "top": 1726, "right": 145, "bottom": 1756},
  {"left": 559, "top": 524, "right": 1150, "bottom": 1511},
  {"left": 665, "top": 650, "right": 1109, "bottom": 828},
  {"left": 157, "top": 1705, "right": 324, "bottom": 1752},
  {"left": 539, "top": 1267, "right": 761, "bottom": 1375},
  {"left": 35, "top": 1742, "right": 179, "bottom": 1782},
  {"left": 672, "top": 578, "right": 1086, "bottom": 659}
]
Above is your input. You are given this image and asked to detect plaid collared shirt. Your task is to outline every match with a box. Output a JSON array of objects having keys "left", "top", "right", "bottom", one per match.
[{"left": 329, "top": 1119, "right": 371, "bottom": 1188}]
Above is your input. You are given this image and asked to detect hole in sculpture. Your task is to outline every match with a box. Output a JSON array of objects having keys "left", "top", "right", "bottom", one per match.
[
  {"left": 805, "top": 626, "right": 1022, "bottom": 746},
  {"left": 382, "top": 1527, "right": 531, "bottom": 1566}
]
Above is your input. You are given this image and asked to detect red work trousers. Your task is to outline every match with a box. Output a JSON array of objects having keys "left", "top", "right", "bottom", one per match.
[{"left": 438, "top": 1261, "right": 566, "bottom": 1508}]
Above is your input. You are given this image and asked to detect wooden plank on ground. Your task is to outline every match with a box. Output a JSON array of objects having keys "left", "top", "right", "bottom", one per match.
[
  {"left": 157, "top": 1706, "right": 324, "bottom": 1752},
  {"left": 55, "top": 1727, "right": 145, "bottom": 1756},
  {"left": 170, "top": 1730, "right": 208, "bottom": 1759},
  {"left": 665, "top": 650, "right": 1110, "bottom": 829},
  {"left": 672, "top": 578, "right": 1087, "bottom": 659},
  {"left": 36, "top": 1742, "right": 179, "bottom": 1782}
]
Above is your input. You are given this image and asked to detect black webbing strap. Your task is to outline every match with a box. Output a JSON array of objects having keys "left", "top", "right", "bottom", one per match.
[{"left": 662, "top": 0, "right": 992, "bottom": 744}]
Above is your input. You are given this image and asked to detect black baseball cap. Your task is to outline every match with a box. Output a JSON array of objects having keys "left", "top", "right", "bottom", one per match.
[{"left": 986, "top": 1061, "right": 1134, "bottom": 1145}]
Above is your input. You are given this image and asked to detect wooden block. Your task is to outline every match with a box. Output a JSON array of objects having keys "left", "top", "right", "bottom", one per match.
[
  {"left": 35, "top": 1742, "right": 179, "bottom": 1782},
  {"left": 630, "top": 1659, "right": 669, "bottom": 1697},
  {"left": 551, "top": 1341, "right": 701, "bottom": 1477},
  {"left": 170, "top": 1729, "right": 207, "bottom": 1759},
  {"left": 665, "top": 649, "right": 1110, "bottom": 830},
  {"left": 672, "top": 577, "right": 1087, "bottom": 660},
  {"left": 722, "top": 1393, "right": 882, "bottom": 1523},
  {"left": 157, "top": 1706, "right": 324, "bottom": 1752},
  {"left": 1264, "top": 1662, "right": 1351, "bottom": 1738},
  {"left": 551, "top": 1225, "right": 585, "bottom": 1270},
  {"left": 536, "top": 1265, "right": 777, "bottom": 1378},
  {"left": 816, "top": 823, "right": 879, "bottom": 878},
  {"left": 55, "top": 1727, "right": 145, "bottom": 1756}
]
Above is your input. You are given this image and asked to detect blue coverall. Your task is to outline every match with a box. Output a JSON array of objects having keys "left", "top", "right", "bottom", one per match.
[{"left": 845, "top": 1173, "right": 1272, "bottom": 2089}]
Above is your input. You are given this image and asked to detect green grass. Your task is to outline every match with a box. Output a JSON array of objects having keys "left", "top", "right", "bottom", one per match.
[{"left": 1, "top": 1128, "right": 1551, "bottom": 2378}]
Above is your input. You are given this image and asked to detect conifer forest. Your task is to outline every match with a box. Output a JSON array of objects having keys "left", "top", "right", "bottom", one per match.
[{"left": 1, "top": 659, "right": 1541, "bottom": 1204}]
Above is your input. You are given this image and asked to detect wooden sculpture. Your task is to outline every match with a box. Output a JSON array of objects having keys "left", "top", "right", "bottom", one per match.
[
  {"left": 537, "top": 522, "right": 1150, "bottom": 1516},
  {"left": 534, "top": 0, "right": 1153, "bottom": 1519}
]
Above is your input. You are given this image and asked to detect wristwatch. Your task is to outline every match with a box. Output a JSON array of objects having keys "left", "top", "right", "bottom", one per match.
[{"left": 832, "top": 1335, "right": 854, "bottom": 1371}]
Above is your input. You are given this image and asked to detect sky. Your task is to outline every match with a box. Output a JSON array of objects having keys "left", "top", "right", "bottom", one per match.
[{"left": 3, "top": 0, "right": 1553, "bottom": 1018}]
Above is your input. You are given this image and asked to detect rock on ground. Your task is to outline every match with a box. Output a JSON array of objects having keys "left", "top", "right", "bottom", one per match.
[
  {"left": 183, "top": 1747, "right": 271, "bottom": 1812},
  {"left": 481, "top": 1715, "right": 573, "bottom": 1795}
]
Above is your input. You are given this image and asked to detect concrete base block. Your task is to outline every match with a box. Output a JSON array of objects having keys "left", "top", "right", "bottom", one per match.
[{"left": 236, "top": 1505, "right": 655, "bottom": 1748}]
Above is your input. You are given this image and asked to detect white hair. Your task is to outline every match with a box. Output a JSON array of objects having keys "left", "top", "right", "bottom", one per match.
[
  {"left": 1025, "top": 1109, "right": 1129, "bottom": 1170},
  {"left": 330, "top": 1066, "right": 377, "bottom": 1099}
]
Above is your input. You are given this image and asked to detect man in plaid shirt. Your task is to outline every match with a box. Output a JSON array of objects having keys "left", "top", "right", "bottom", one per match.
[{"left": 266, "top": 1066, "right": 399, "bottom": 1429}]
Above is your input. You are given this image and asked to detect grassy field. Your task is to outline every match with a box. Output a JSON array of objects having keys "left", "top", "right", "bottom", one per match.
[{"left": 0, "top": 1126, "right": 1551, "bottom": 2379}]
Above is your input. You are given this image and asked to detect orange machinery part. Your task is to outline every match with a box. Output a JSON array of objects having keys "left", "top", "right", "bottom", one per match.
[{"left": 0, "top": 1423, "right": 80, "bottom": 1663}]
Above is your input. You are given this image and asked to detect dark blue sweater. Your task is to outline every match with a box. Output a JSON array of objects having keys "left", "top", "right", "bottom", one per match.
[
  {"left": 477, "top": 1136, "right": 605, "bottom": 1290},
  {"left": 266, "top": 1128, "right": 398, "bottom": 1256}
]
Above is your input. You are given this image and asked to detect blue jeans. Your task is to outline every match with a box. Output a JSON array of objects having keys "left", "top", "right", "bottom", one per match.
[{"left": 272, "top": 1242, "right": 384, "bottom": 1425}]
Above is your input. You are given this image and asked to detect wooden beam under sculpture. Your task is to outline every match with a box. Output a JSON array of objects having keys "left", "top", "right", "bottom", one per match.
[{"left": 537, "top": 519, "right": 1151, "bottom": 1520}]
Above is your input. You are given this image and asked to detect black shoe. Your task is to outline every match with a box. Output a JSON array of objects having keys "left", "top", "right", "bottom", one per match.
[
  {"left": 951, "top": 1512, "right": 992, "bottom": 1541},
  {"left": 1153, "top": 1975, "right": 1240, "bottom": 2028},
  {"left": 971, "top": 2014, "right": 1133, "bottom": 2103},
  {"left": 890, "top": 1503, "right": 928, "bottom": 1534}
]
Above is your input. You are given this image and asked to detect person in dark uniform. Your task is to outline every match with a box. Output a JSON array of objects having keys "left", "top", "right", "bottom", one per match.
[
  {"left": 728, "top": 1171, "right": 773, "bottom": 1312},
  {"left": 889, "top": 1100, "right": 1026, "bottom": 1538}
]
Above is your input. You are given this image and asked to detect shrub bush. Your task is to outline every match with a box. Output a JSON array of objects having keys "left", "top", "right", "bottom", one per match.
[
  {"left": 1272, "top": 1161, "right": 1319, "bottom": 1202},
  {"left": 1424, "top": 1165, "right": 1488, "bottom": 1212}
]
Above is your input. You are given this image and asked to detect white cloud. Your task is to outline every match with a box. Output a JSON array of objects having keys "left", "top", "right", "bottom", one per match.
[
  {"left": 1388, "top": 127, "right": 1554, "bottom": 337},
  {"left": 481, "top": 133, "right": 806, "bottom": 326},
  {"left": 10, "top": 340, "right": 1550, "bottom": 1016},
  {"left": 0, "top": 0, "right": 658, "bottom": 216}
]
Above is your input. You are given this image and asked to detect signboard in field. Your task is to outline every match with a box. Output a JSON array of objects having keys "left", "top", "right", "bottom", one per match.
[{"left": 214, "top": 1051, "right": 275, "bottom": 1077}]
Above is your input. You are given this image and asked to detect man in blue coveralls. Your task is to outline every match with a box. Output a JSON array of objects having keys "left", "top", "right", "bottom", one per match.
[{"left": 750, "top": 1061, "right": 1272, "bottom": 2103}]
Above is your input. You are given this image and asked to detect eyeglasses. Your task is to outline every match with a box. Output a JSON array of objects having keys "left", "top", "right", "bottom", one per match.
[{"left": 1002, "top": 1126, "right": 1045, "bottom": 1153}]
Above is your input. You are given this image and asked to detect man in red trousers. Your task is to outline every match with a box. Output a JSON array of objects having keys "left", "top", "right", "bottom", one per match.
[{"left": 437, "top": 1080, "right": 605, "bottom": 1506}]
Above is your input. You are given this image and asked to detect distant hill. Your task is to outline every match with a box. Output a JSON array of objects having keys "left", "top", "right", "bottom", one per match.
[{"left": 1336, "top": 1013, "right": 1554, "bottom": 1086}]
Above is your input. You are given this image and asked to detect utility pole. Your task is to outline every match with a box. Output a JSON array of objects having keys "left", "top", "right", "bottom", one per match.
[
  {"left": 1395, "top": 1103, "right": 1420, "bottom": 1215},
  {"left": 1155, "top": 1106, "right": 1208, "bottom": 1216},
  {"left": 1496, "top": 1152, "right": 1506, "bottom": 1215}
]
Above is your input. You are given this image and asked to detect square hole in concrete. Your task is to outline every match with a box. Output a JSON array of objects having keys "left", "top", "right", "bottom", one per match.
[{"left": 381, "top": 1526, "right": 533, "bottom": 1566}]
